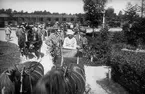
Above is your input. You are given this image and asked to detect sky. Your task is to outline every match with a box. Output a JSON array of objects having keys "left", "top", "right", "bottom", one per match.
[{"left": 0, "top": 0, "right": 142, "bottom": 14}]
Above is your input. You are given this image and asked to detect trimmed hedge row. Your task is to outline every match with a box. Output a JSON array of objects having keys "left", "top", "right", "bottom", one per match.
[{"left": 109, "top": 49, "right": 145, "bottom": 94}]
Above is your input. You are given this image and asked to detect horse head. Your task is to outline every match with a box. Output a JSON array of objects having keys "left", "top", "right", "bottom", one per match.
[
  {"left": 33, "top": 64, "right": 86, "bottom": 94},
  {"left": 2, "top": 65, "right": 33, "bottom": 94},
  {"left": 5, "top": 67, "right": 21, "bottom": 83},
  {"left": 0, "top": 66, "right": 21, "bottom": 94}
]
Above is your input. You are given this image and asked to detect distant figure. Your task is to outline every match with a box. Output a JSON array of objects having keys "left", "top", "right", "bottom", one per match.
[
  {"left": 80, "top": 32, "right": 88, "bottom": 48},
  {"left": 5, "top": 25, "right": 12, "bottom": 41},
  {"left": 74, "top": 31, "right": 88, "bottom": 49},
  {"left": 74, "top": 31, "right": 82, "bottom": 48},
  {"left": 37, "top": 25, "right": 46, "bottom": 41},
  {"left": 33, "top": 25, "right": 38, "bottom": 32}
]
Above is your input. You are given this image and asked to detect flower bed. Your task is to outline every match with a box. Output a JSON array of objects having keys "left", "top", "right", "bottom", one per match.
[{"left": 109, "top": 49, "right": 145, "bottom": 94}]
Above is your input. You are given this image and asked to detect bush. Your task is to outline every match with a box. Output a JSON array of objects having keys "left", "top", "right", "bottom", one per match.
[
  {"left": 122, "top": 18, "right": 145, "bottom": 47},
  {"left": 110, "top": 32, "right": 126, "bottom": 44},
  {"left": 110, "top": 50, "right": 145, "bottom": 94},
  {"left": 84, "top": 28, "right": 111, "bottom": 65}
]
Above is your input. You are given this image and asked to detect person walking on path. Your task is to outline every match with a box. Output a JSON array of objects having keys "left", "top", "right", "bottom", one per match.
[
  {"left": 5, "top": 25, "right": 12, "bottom": 41},
  {"left": 45, "top": 28, "right": 60, "bottom": 54}
]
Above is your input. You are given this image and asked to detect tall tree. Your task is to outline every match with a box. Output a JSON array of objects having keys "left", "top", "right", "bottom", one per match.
[
  {"left": 83, "top": 0, "right": 107, "bottom": 28},
  {"left": 13, "top": 10, "right": 17, "bottom": 13},
  {"left": 105, "top": 7, "right": 115, "bottom": 21},
  {"left": 0, "top": 9, "right": 5, "bottom": 13},
  {"left": 123, "top": 2, "right": 139, "bottom": 23},
  {"left": 83, "top": 0, "right": 107, "bottom": 37}
]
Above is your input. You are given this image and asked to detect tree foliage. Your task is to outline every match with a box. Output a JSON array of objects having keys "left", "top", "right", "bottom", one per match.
[
  {"left": 123, "top": 2, "right": 140, "bottom": 23},
  {"left": 105, "top": 7, "right": 120, "bottom": 27},
  {"left": 83, "top": 0, "right": 107, "bottom": 28}
]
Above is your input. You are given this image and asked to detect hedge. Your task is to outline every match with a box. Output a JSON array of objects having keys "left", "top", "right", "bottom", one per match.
[{"left": 109, "top": 49, "right": 145, "bottom": 94}]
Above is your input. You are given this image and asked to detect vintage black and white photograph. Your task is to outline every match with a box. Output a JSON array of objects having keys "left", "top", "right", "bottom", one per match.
[{"left": 0, "top": 0, "right": 144, "bottom": 94}]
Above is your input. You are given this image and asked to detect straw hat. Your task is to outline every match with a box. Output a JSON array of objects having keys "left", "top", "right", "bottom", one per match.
[{"left": 66, "top": 29, "right": 74, "bottom": 35}]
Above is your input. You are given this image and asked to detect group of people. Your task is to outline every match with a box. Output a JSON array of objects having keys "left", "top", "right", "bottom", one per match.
[
  {"left": 5, "top": 22, "right": 88, "bottom": 58},
  {"left": 45, "top": 22, "right": 88, "bottom": 57}
]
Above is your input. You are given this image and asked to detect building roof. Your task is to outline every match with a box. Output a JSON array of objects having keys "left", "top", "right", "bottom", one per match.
[{"left": 0, "top": 13, "right": 10, "bottom": 17}]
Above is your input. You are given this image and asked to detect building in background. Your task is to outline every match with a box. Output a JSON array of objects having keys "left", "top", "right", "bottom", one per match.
[{"left": 0, "top": 13, "right": 86, "bottom": 27}]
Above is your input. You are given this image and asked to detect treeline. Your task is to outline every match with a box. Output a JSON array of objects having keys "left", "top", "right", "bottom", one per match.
[{"left": 0, "top": 8, "right": 78, "bottom": 15}]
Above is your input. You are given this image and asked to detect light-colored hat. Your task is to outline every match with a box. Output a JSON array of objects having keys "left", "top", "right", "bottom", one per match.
[
  {"left": 38, "top": 25, "right": 41, "bottom": 28},
  {"left": 66, "top": 29, "right": 74, "bottom": 35}
]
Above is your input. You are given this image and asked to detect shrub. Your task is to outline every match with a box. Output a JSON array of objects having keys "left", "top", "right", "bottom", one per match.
[
  {"left": 110, "top": 50, "right": 145, "bottom": 94},
  {"left": 84, "top": 28, "right": 111, "bottom": 65},
  {"left": 122, "top": 18, "right": 145, "bottom": 47},
  {"left": 110, "top": 32, "right": 126, "bottom": 44}
]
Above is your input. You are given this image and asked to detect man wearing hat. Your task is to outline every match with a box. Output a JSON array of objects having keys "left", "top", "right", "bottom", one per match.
[{"left": 37, "top": 25, "right": 46, "bottom": 41}]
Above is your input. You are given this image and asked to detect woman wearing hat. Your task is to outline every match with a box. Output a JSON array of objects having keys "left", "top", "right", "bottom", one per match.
[
  {"left": 62, "top": 29, "right": 79, "bottom": 57},
  {"left": 63, "top": 29, "right": 78, "bottom": 49}
]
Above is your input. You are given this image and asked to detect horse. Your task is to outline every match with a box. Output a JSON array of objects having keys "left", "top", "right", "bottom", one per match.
[
  {"left": 0, "top": 61, "right": 44, "bottom": 94},
  {"left": 33, "top": 63, "right": 86, "bottom": 94}
]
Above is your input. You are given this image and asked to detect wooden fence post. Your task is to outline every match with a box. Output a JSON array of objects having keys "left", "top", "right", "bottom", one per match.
[
  {"left": 108, "top": 67, "right": 112, "bottom": 80},
  {"left": 1, "top": 87, "right": 5, "bottom": 94}
]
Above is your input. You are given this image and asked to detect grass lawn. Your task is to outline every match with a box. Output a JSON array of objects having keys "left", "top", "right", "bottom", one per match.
[{"left": 0, "top": 41, "right": 21, "bottom": 74}]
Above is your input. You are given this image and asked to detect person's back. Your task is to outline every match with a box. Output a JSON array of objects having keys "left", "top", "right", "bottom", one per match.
[
  {"left": 16, "top": 27, "right": 24, "bottom": 38},
  {"left": 45, "top": 31, "right": 60, "bottom": 54}
]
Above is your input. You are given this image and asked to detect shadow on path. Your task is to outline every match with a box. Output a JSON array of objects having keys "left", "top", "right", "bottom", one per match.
[{"left": 96, "top": 78, "right": 129, "bottom": 94}]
